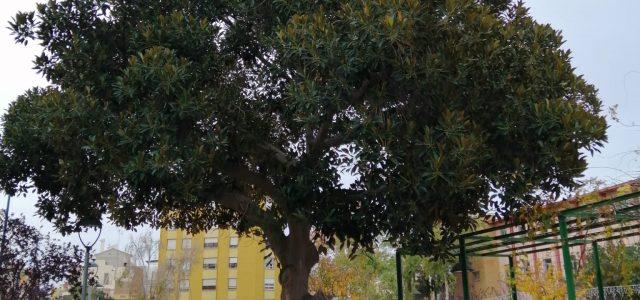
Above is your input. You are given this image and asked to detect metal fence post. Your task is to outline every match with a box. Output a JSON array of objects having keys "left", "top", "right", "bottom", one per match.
[
  {"left": 559, "top": 215, "right": 576, "bottom": 300},
  {"left": 459, "top": 237, "right": 470, "bottom": 300},
  {"left": 592, "top": 241, "right": 605, "bottom": 300},
  {"left": 508, "top": 256, "right": 518, "bottom": 300}
]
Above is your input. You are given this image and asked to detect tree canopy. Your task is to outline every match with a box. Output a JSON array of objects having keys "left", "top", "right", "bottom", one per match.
[{"left": 3, "top": 0, "right": 607, "bottom": 297}]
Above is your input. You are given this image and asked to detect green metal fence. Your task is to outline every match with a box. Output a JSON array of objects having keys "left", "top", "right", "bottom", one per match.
[{"left": 451, "top": 190, "right": 640, "bottom": 300}]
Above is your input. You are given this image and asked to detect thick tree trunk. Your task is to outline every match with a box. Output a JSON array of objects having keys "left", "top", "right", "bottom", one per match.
[{"left": 277, "top": 221, "right": 320, "bottom": 300}]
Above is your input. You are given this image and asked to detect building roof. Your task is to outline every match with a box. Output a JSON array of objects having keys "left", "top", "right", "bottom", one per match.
[
  {"left": 452, "top": 178, "right": 640, "bottom": 257},
  {"left": 94, "top": 247, "right": 132, "bottom": 258}
]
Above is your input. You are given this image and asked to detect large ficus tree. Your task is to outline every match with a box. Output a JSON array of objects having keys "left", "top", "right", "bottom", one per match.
[{"left": 3, "top": 0, "right": 606, "bottom": 298}]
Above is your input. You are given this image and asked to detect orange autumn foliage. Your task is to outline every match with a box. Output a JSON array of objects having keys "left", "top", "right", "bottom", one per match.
[{"left": 309, "top": 255, "right": 363, "bottom": 298}]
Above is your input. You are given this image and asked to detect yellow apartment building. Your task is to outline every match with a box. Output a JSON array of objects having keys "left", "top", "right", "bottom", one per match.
[{"left": 158, "top": 227, "right": 281, "bottom": 300}]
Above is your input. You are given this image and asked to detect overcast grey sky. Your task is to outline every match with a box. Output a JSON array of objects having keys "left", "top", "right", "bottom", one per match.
[
  {"left": 0, "top": 1, "right": 639, "bottom": 247},
  {"left": 527, "top": 0, "right": 640, "bottom": 183}
]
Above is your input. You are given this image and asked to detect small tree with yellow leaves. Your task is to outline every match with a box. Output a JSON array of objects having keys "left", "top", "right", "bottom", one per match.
[
  {"left": 309, "top": 254, "right": 361, "bottom": 299},
  {"left": 512, "top": 258, "right": 589, "bottom": 300}
]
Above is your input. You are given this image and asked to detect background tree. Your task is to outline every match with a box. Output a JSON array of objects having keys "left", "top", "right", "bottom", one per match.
[
  {"left": 582, "top": 241, "right": 640, "bottom": 298},
  {"left": 402, "top": 255, "right": 454, "bottom": 299},
  {"left": 0, "top": 213, "right": 84, "bottom": 300},
  {"left": 310, "top": 249, "right": 394, "bottom": 299},
  {"left": 125, "top": 231, "right": 158, "bottom": 299},
  {"left": 513, "top": 259, "right": 577, "bottom": 300},
  {"left": 3, "top": 0, "right": 607, "bottom": 298},
  {"left": 158, "top": 248, "right": 196, "bottom": 300},
  {"left": 310, "top": 247, "right": 453, "bottom": 299},
  {"left": 309, "top": 251, "right": 362, "bottom": 299}
]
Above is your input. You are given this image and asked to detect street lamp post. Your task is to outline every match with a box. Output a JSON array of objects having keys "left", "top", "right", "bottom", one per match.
[
  {"left": 78, "top": 227, "right": 102, "bottom": 300},
  {"left": 0, "top": 196, "right": 12, "bottom": 267},
  {"left": 0, "top": 196, "right": 11, "bottom": 300}
]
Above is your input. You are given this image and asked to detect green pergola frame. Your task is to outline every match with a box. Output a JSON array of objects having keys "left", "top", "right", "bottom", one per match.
[{"left": 452, "top": 190, "right": 640, "bottom": 300}]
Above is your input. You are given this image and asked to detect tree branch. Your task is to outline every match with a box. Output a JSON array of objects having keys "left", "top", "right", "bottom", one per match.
[
  {"left": 311, "top": 79, "right": 371, "bottom": 152},
  {"left": 224, "top": 164, "right": 280, "bottom": 198},
  {"left": 307, "top": 80, "right": 370, "bottom": 155},
  {"left": 259, "top": 143, "right": 297, "bottom": 167},
  {"left": 308, "top": 124, "right": 329, "bottom": 156}
]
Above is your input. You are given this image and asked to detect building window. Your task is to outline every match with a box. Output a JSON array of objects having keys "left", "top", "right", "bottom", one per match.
[
  {"left": 519, "top": 259, "right": 530, "bottom": 272},
  {"left": 264, "top": 278, "right": 275, "bottom": 290},
  {"left": 472, "top": 271, "right": 480, "bottom": 282},
  {"left": 166, "top": 279, "right": 174, "bottom": 290},
  {"left": 543, "top": 258, "right": 553, "bottom": 273},
  {"left": 103, "top": 273, "right": 110, "bottom": 285},
  {"left": 228, "top": 278, "right": 237, "bottom": 290},
  {"left": 204, "top": 237, "right": 218, "bottom": 248},
  {"left": 179, "top": 279, "right": 189, "bottom": 291},
  {"left": 182, "top": 238, "right": 192, "bottom": 249},
  {"left": 229, "top": 236, "right": 239, "bottom": 248},
  {"left": 202, "top": 278, "right": 216, "bottom": 290},
  {"left": 229, "top": 257, "right": 238, "bottom": 269},
  {"left": 264, "top": 256, "right": 274, "bottom": 269},
  {"left": 504, "top": 264, "right": 511, "bottom": 279},
  {"left": 167, "top": 239, "right": 176, "bottom": 250},
  {"left": 182, "top": 260, "right": 191, "bottom": 272},
  {"left": 203, "top": 257, "right": 217, "bottom": 269},
  {"left": 167, "top": 258, "right": 176, "bottom": 268}
]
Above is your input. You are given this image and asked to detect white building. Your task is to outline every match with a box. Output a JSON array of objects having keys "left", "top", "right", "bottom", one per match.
[{"left": 91, "top": 248, "right": 143, "bottom": 300}]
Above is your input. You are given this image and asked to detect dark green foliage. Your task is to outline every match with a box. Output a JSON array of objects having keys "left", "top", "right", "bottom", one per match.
[{"left": 3, "top": 0, "right": 606, "bottom": 295}]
